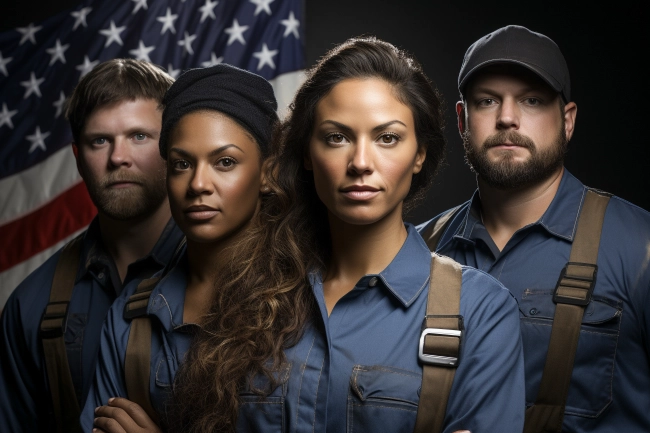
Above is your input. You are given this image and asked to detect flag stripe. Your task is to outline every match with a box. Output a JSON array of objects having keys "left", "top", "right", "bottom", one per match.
[
  {"left": 0, "top": 182, "right": 96, "bottom": 272},
  {"left": 0, "top": 146, "right": 80, "bottom": 225}
]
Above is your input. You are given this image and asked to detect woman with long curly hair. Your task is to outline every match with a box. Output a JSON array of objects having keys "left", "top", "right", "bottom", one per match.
[{"left": 166, "top": 37, "right": 525, "bottom": 433}]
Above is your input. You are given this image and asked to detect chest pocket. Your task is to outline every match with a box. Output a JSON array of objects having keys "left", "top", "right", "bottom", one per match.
[
  {"left": 237, "top": 364, "right": 290, "bottom": 432},
  {"left": 520, "top": 289, "right": 622, "bottom": 418},
  {"left": 347, "top": 365, "right": 420, "bottom": 433}
]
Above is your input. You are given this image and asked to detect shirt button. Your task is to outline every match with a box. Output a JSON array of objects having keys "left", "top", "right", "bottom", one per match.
[
  {"left": 529, "top": 308, "right": 538, "bottom": 316},
  {"left": 97, "top": 272, "right": 105, "bottom": 279},
  {"left": 368, "top": 277, "right": 378, "bottom": 287}
]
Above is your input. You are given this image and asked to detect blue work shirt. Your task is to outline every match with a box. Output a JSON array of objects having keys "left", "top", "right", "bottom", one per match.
[
  {"left": 83, "top": 224, "right": 525, "bottom": 432},
  {"left": 417, "top": 170, "right": 650, "bottom": 432},
  {"left": 0, "top": 217, "right": 183, "bottom": 433}
]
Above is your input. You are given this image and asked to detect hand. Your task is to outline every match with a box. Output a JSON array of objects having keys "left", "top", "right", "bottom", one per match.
[{"left": 92, "top": 397, "right": 163, "bottom": 433}]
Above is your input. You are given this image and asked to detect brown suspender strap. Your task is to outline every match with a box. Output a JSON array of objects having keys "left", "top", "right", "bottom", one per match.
[
  {"left": 124, "top": 276, "right": 161, "bottom": 424},
  {"left": 40, "top": 235, "right": 84, "bottom": 433},
  {"left": 422, "top": 206, "right": 462, "bottom": 251},
  {"left": 413, "top": 253, "right": 464, "bottom": 433},
  {"left": 524, "top": 190, "right": 611, "bottom": 433}
]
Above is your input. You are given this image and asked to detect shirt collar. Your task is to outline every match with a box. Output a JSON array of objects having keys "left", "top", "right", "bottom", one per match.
[
  {"left": 312, "top": 223, "right": 432, "bottom": 308},
  {"left": 455, "top": 169, "right": 586, "bottom": 243},
  {"left": 146, "top": 248, "right": 189, "bottom": 332}
]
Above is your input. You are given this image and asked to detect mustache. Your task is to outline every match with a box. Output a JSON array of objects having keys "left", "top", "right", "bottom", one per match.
[
  {"left": 100, "top": 173, "right": 144, "bottom": 187},
  {"left": 483, "top": 130, "right": 535, "bottom": 151}
]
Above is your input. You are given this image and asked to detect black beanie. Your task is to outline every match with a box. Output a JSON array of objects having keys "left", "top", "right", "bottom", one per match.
[{"left": 159, "top": 63, "right": 278, "bottom": 158}]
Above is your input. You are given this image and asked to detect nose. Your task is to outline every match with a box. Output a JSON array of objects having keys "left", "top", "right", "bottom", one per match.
[
  {"left": 347, "top": 139, "right": 373, "bottom": 176},
  {"left": 496, "top": 97, "right": 520, "bottom": 130},
  {"left": 108, "top": 138, "right": 132, "bottom": 168},
  {"left": 188, "top": 162, "right": 214, "bottom": 196}
]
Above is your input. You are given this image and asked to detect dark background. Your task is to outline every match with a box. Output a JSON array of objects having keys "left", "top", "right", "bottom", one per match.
[{"left": 3, "top": 0, "right": 649, "bottom": 224}]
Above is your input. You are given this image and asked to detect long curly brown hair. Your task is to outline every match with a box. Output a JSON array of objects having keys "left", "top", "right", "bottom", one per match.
[{"left": 166, "top": 36, "right": 446, "bottom": 433}]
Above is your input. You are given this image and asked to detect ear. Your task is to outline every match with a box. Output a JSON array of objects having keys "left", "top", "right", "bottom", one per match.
[
  {"left": 456, "top": 101, "right": 466, "bottom": 135},
  {"left": 303, "top": 152, "right": 313, "bottom": 171},
  {"left": 259, "top": 158, "right": 274, "bottom": 194},
  {"left": 563, "top": 101, "right": 577, "bottom": 142},
  {"left": 71, "top": 142, "right": 83, "bottom": 178},
  {"left": 412, "top": 145, "right": 426, "bottom": 174}
]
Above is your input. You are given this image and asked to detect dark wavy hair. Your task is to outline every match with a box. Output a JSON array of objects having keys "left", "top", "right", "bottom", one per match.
[{"left": 167, "top": 36, "right": 446, "bottom": 433}]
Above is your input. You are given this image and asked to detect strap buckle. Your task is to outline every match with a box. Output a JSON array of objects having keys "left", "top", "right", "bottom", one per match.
[
  {"left": 40, "top": 301, "right": 70, "bottom": 338},
  {"left": 553, "top": 262, "right": 598, "bottom": 307},
  {"left": 418, "top": 315, "right": 463, "bottom": 367}
]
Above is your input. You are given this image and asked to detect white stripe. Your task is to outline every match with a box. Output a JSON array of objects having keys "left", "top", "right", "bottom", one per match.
[
  {"left": 269, "top": 69, "right": 306, "bottom": 120},
  {"left": 0, "top": 146, "right": 81, "bottom": 225},
  {"left": 0, "top": 227, "right": 87, "bottom": 308}
]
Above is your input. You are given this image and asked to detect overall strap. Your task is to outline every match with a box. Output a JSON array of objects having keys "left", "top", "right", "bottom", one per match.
[
  {"left": 413, "top": 253, "right": 464, "bottom": 433},
  {"left": 124, "top": 276, "right": 161, "bottom": 424},
  {"left": 40, "top": 235, "right": 84, "bottom": 433},
  {"left": 524, "top": 189, "right": 611, "bottom": 433},
  {"left": 422, "top": 205, "right": 462, "bottom": 251}
]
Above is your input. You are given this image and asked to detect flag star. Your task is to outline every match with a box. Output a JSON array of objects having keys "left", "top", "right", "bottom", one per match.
[
  {"left": 70, "top": 7, "right": 92, "bottom": 30},
  {"left": 178, "top": 32, "right": 197, "bottom": 56},
  {"left": 199, "top": 0, "right": 218, "bottom": 23},
  {"left": 17, "top": 23, "right": 42, "bottom": 45},
  {"left": 20, "top": 72, "right": 45, "bottom": 98},
  {"left": 249, "top": 0, "right": 274, "bottom": 16},
  {"left": 280, "top": 11, "right": 300, "bottom": 38},
  {"left": 201, "top": 52, "right": 224, "bottom": 67},
  {"left": 0, "top": 103, "right": 18, "bottom": 129},
  {"left": 0, "top": 51, "right": 12, "bottom": 76},
  {"left": 252, "top": 43, "right": 278, "bottom": 70},
  {"left": 27, "top": 126, "right": 50, "bottom": 153},
  {"left": 156, "top": 8, "right": 178, "bottom": 35},
  {"left": 99, "top": 21, "right": 126, "bottom": 47},
  {"left": 167, "top": 64, "right": 181, "bottom": 79},
  {"left": 45, "top": 39, "right": 69, "bottom": 65},
  {"left": 53, "top": 91, "right": 66, "bottom": 118},
  {"left": 76, "top": 56, "right": 99, "bottom": 79},
  {"left": 129, "top": 40, "right": 155, "bottom": 62},
  {"left": 132, "top": 0, "right": 148, "bottom": 14},
  {"left": 224, "top": 19, "right": 249, "bottom": 45}
]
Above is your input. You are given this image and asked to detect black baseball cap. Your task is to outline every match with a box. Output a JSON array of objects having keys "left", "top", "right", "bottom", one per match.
[{"left": 458, "top": 25, "right": 570, "bottom": 102}]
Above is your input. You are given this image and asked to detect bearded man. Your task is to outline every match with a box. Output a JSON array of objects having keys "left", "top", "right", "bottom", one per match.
[
  {"left": 0, "top": 59, "right": 183, "bottom": 433},
  {"left": 418, "top": 25, "right": 650, "bottom": 433}
]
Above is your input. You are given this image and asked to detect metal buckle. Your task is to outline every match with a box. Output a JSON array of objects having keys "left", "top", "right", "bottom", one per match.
[
  {"left": 553, "top": 262, "right": 597, "bottom": 307},
  {"left": 40, "top": 301, "right": 70, "bottom": 338},
  {"left": 418, "top": 327, "right": 462, "bottom": 367}
]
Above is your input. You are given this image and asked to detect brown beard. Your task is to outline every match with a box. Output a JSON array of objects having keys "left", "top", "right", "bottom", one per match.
[
  {"left": 82, "top": 166, "right": 167, "bottom": 221},
  {"left": 462, "top": 128, "right": 567, "bottom": 190}
]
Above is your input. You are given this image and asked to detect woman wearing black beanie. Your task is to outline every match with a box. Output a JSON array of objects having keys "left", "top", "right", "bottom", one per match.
[{"left": 81, "top": 63, "right": 278, "bottom": 432}]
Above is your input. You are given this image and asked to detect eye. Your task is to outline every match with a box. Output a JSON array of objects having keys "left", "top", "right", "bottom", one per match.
[
  {"left": 172, "top": 159, "right": 191, "bottom": 171},
  {"left": 133, "top": 133, "right": 147, "bottom": 141},
  {"left": 478, "top": 98, "right": 496, "bottom": 107},
  {"left": 325, "top": 133, "right": 349, "bottom": 145},
  {"left": 216, "top": 157, "right": 237, "bottom": 169},
  {"left": 378, "top": 133, "right": 399, "bottom": 145},
  {"left": 524, "top": 97, "right": 541, "bottom": 106},
  {"left": 92, "top": 138, "right": 107, "bottom": 145}
]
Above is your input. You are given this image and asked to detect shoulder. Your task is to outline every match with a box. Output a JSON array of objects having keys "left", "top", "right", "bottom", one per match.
[
  {"left": 459, "top": 264, "right": 519, "bottom": 316},
  {"left": 416, "top": 201, "right": 470, "bottom": 234}
]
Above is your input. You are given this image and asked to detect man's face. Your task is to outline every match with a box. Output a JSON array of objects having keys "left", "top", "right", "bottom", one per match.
[
  {"left": 75, "top": 98, "right": 167, "bottom": 221},
  {"left": 458, "top": 66, "right": 576, "bottom": 190}
]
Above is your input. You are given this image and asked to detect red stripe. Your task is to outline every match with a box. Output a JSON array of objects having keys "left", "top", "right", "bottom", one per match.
[{"left": 0, "top": 182, "right": 97, "bottom": 272}]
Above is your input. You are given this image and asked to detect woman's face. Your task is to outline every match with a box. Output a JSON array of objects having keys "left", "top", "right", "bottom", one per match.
[
  {"left": 167, "top": 111, "right": 264, "bottom": 244},
  {"left": 307, "top": 78, "right": 426, "bottom": 226}
]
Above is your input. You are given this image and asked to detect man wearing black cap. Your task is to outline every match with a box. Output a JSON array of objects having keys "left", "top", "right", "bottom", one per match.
[{"left": 418, "top": 25, "right": 650, "bottom": 432}]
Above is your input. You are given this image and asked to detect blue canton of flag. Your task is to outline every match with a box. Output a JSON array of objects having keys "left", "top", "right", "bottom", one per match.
[{"left": 0, "top": 0, "right": 305, "bottom": 307}]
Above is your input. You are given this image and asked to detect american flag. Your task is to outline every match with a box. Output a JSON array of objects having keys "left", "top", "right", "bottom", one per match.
[{"left": 0, "top": 0, "right": 305, "bottom": 307}]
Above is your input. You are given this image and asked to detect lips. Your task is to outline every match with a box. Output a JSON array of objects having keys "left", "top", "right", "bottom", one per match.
[
  {"left": 184, "top": 204, "right": 219, "bottom": 221},
  {"left": 340, "top": 185, "right": 380, "bottom": 201}
]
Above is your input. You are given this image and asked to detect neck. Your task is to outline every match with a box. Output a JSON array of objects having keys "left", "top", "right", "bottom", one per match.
[
  {"left": 98, "top": 198, "right": 171, "bottom": 282},
  {"left": 478, "top": 166, "right": 564, "bottom": 251}
]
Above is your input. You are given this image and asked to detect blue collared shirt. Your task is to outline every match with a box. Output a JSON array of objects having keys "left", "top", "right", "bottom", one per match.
[
  {"left": 82, "top": 224, "right": 525, "bottom": 432},
  {"left": 417, "top": 170, "right": 650, "bottom": 432},
  {"left": 0, "top": 217, "right": 183, "bottom": 433}
]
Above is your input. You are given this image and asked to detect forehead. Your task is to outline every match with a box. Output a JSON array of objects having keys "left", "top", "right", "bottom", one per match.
[
  {"left": 465, "top": 65, "right": 558, "bottom": 97},
  {"left": 84, "top": 98, "right": 161, "bottom": 132},
  {"left": 315, "top": 78, "right": 413, "bottom": 125}
]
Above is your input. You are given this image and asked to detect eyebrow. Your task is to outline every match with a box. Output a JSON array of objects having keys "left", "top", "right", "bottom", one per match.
[
  {"left": 318, "top": 119, "right": 407, "bottom": 133},
  {"left": 169, "top": 143, "right": 244, "bottom": 158},
  {"left": 83, "top": 126, "right": 160, "bottom": 139}
]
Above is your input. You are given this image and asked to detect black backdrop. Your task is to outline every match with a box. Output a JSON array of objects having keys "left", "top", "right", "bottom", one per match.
[{"left": 3, "top": 0, "right": 649, "bottom": 224}]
